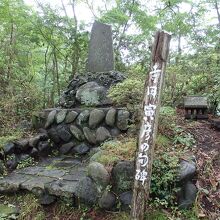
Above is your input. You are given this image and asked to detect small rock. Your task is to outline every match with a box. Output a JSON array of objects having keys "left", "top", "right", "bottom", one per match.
[
  {"left": 106, "top": 108, "right": 116, "bottom": 127},
  {"left": 38, "top": 129, "right": 48, "bottom": 139},
  {"left": 178, "top": 160, "right": 196, "bottom": 181},
  {"left": 37, "top": 141, "right": 51, "bottom": 157},
  {"left": 89, "top": 109, "right": 105, "bottom": 128},
  {"left": 39, "top": 193, "right": 57, "bottom": 205},
  {"left": 83, "top": 127, "right": 96, "bottom": 144},
  {"left": 88, "top": 162, "right": 110, "bottom": 187},
  {"left": 89, "top": 150, "right": 104, "bottom": 162},
  {"left": 99, "top": 191, "right": 116, "bottom": 210},
  {"left": 57, "top": 125, "right": 72, "bottom": 142},
  {"left": 6, "top": 154, "right": 18, "bottom": 170},
  {"left": 30, "top": 148, "right": 39, "bottom": 158},
  {"left": 178, "top": 181, "right": 197, "bottom": 209},
  {"left": 15, "top": 139, "right": 29, "bottom": 153},
  {"left": 60, "top": 142, "right": 74, "bottom": 154},
  {"left": 48, "top": 128, "right": 61, "bottom": 143},
  {"left": 96, "top": 127, "right": 111, "bottom": 143},
  {"left": 110, "top": 127, "right": 121, "bottom": 137},
  {"left": 117, "top": 110, "right": 130, "bottom": 131},
  {"left": 3, "top": 142, "right": 15, "bottom": 155},
  {"left": 70, "top": 125, "right": 84, "bottom": 141},
  {"left": 119, "top": 191, "right": 132, "bottom": 210},
  {"left": 75, "top": 177, "right": 99, "bottom": 205},
  {"left": 65, "top": 111, "right": 78, "bottom": 123},
  {"left": 56, "top": 109, "right": 68, "bottom": 124},
  {"left": 76, "top": 110, "right": 90, "bottom": 126},
  {"left": 18, "top": 154, "right": 30, "bottom": 162},
  {"left": 89, "top": 147, "right": 101, "bottom": 157},
  {"left": 29, "top": 136, "right": 40, "bottom": 148},
  {"left": 112, "top": 161, "right": 135, "bottom": 193},
  {"left": 45, "top": 110, "right": 57, "bottom": 128},
  {"left": 73, "top": 143, "right": 90, "bottom": 155}
]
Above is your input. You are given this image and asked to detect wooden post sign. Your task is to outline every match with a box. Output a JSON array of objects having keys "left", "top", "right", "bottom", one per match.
[{"left": 131, "top": 31, "right": 171, "bottom": 220}]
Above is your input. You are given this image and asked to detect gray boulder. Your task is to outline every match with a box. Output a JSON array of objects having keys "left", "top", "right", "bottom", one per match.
[
  {"left": 178, "top": 160, "right": 196, "bottom": 181},
  {"left": 37, "top": 141, "right": 51, "bottom": 157},
  {"left": 48, "top": 128, "right": 60, "bottom": 143},
  {"left": 88, "top": 162, "right": 110, "bottom": 187},
  {"left": 14, "top": 139, "right": 29, "bottom": 153},
  {"left": 89, "top": 150, "right": 104, "bottom": 162},
  {"left": 112, "top": 161, "right": 135, "bottom": 193},
  {"left": 76, "top": 110, "right": 90, "bottom": 126},
  {"left": 83, "top": 127, "right": 96, "bottom": 144},
  {"left": 6, "top": 154, "right": 18, "bottom": 170},
  {"left": 119, "top": 191, "right": 133, "bottom": 210},
  {"left": 105, "top": 108, "right": 116, "bottom": 127},
  {"left": 75, "top": 177, "right": 99, "bottom": 205},
  {"left": 56, "top": 109, "right": 68, "bottom": 124},
  {"left": 110, "top": 127, "right": 121, "bottom": 137},
  {"left": 56, "top": 125, "right": 72, "bottom": 142},
  {"left": 45, "top": 110, "right": 57, "bottom": 128},
  {"left": 96, "top": 127, "right": 111, "bottom": 143},
  {"left": 89, "top": 109, "right": 105, "bottom": 128},
  {"left": 65, "top": 111, "right": 78, "bottom": 123},
  {"left": 70, "top": 125, "right": 84, "bottom": 141},
  {"left": 76, "top": 82, "right": 111, "bottom": 106},
  {"left": 3, "top": 142, "right": 15, "bottom": 155},
  {"left": 178, "top": 181, "right": 197, "bottom": 209},
  {"left": 99, "top": 191, "right": 116, "bottom": 210},
  {"left": 116, "top": 110, "right": 130, "bottom": 131},
  {"left": 29, "top": 136, "right": 41, "bottom": 148},
  {"left": 60, "top": 142, "right": 74, "bottom": 154},
  {"left": 73, "top": 143, "right": 90, "bottom": 155},
  {"left": 39, "top": 193, "right": 57, "bottom": 205}
]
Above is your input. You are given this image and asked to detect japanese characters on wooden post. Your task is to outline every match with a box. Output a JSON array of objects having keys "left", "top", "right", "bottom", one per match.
[{"left": 131, "top": 31, "right": 171, "bottom": 220}]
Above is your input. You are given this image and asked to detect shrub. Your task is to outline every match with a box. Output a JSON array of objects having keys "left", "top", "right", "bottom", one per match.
[{"left": 108, "top": 78, "right": 144, "bottom": 110}]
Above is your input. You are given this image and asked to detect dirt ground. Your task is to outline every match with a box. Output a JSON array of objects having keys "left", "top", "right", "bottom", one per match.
[{"left": 177, "top": 109, "right": 220, "bottom": 219}]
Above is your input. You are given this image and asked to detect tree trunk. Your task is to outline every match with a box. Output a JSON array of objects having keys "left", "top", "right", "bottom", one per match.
[{"left": 131, "top": 31, "right": 171, "bottom": 220}]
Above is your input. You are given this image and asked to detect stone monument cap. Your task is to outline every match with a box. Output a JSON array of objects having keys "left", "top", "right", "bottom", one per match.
[{"left": 184, "top": 96, "right": 208, "bottom": 108}]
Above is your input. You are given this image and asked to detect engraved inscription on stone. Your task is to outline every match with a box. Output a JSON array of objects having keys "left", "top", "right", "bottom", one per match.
[{"left": 87, "top": 21, "right": 114, "bottom": 72}]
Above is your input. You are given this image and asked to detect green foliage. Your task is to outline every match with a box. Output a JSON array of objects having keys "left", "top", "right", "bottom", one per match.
[
  {"left": 151, "top": 151, "right": 179, "bottom": 208},
  {"left": 17, "top": 157, "right": 35, "bottom": 169},
  {"left": 173, "top": 131, "right": 196, "bottom": 148},
  {"left": 94, "top": 138, "right": 136, "bottom": 166},
  {"left": 108, "top": 78, "right": 144, "bottom": 109},
  {"left": 0, "top": 132, "right": 23, "bottom": 149}
]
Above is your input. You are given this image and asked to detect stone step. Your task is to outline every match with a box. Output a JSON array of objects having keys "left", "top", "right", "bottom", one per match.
[{"left": 0, "top": 157, "right": 87, "bottom": 198}]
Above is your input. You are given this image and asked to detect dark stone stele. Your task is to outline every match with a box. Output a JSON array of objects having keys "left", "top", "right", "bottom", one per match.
[{"left": 87, "top": 20, "right": 114, "bottom": 72}]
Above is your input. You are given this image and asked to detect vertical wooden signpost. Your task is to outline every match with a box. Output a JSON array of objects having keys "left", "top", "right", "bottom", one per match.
[{"left": 131, "top": 31, "right": 171, "bottom": 220}]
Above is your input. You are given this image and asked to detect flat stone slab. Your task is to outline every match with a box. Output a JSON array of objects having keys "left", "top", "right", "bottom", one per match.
[
  {"left": 0, "top": 157, "right": 88, "bottom": 198},
  {"left": 184, "top": 96, "right": 208, "bottom": 108}
]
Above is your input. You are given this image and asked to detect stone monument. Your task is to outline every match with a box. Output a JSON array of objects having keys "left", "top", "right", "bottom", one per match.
[
  {"left": 87, "top": 20, "right": 114, "bottom": 72},
  {"left": 59, "top": 21, "right": 125, "bottom": 108}
]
